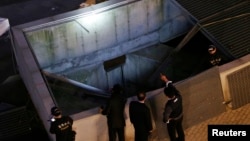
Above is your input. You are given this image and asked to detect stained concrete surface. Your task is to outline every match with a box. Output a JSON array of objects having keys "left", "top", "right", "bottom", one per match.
[
  {"left": 1, "top": 1, "right": 247, "bottom": 141},
  {"left": 0, "top": 34, "right": 212, "bottom": 141}
]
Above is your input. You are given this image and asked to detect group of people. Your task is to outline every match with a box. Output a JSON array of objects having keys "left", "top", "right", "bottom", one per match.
[
  {"left": 49, "top": 74, "right": 185, "bottom": 141},
  {"left": 100, "top": 83, "right": 154, "bottom": 141},
  {"left": 99, "top": 73, "right": 185, "bottom": 141},
  {"left": 48, "top": 44, "right": 227, "bottom": 141}
]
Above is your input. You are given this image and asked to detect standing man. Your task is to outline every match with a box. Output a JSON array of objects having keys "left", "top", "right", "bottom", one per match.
[
  {"left": 160, "top": 73, "right": 185, "bottom": 141},
  {"left": 100, "top": 84, "right": 126, "bottom": 141},
  {"left": 49, "top": 106, "right": 76, "bottom": 141},
  {"left": 129, "top": 91, "right": 153, "bottom": 141}
]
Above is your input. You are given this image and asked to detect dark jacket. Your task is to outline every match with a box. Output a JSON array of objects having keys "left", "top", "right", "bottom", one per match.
[
  {"left": 163, "top": 83, "right": 183, "bottom": 123},
  {"left": 102, "top": 92, "right": 126, "bottom": 128},
  {"left": 50, "top": 116, "right": 75, "bottom": 141},
  {"left": 129, "top": 101, "right": 153, "bottom": 136}
]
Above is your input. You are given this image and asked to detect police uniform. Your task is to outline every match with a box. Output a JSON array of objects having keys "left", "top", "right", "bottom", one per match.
[{"left": 49, "top": 107, "right": 75, "bottom": 141}]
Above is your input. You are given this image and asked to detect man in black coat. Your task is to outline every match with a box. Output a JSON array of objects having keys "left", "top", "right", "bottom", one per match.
[
  {"left": 129, "top": 91, "right": 153, "bottom": 141},
  {"left": 100, "top": 84, "right": 126, "bottom": 141}
]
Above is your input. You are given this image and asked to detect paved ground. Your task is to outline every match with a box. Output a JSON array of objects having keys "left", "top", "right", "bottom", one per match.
[
  {"left": 184, "top": 103, "right": 250, "bottom": 141},
  {"left": 147, "top": 103, "right": 250, "bottom": 141},
  {"left": 1, "top": 1, "right": 249, "bottom": 141}
]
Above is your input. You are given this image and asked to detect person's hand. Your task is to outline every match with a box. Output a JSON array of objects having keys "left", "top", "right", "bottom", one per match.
[
  {"left": 148, "top": 130, "right": 153, "bottom": 136},
  {"left": 149, "top": 130, "right": 153, "bottom": 134},
  {"left": 72, "top": 126, "right": 77, "bottom": 131},
  {"left": 98, "top": 106, "right": 104, "bottom": 113},
  {"left": 160, "top": 73, "right": 168, "bottom": 82}
]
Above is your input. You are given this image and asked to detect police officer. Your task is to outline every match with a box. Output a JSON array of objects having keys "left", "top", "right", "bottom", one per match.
[
  {"left": 208, "top": 45, "right": 222, "bottom": 66},
  {"left": 49, "top": 106, "right": 76, "bottom": 141}
]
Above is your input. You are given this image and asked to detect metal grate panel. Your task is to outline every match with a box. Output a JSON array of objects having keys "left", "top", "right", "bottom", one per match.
[
  {"left": 0, "top": 107, "right": 31, "bottom": 140},
  {"left": 227, "top": 65, "right": 250, "bottom": 109},
  {"left": 175, "top": 0, "right": 250, "bottom": 59}
]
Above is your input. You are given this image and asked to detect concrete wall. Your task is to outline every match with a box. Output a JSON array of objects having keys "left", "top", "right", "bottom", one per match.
[
  {"left": 159, "top": 0, "right": 194, "bottom": 42},
  {"left": 24, "top": 0, "right": 164, "bottom": 70},
  {"left": 11, "top": 28, "right": 55, "bottom": 141},
  {"left": 70, "top": 66, "right": 228, "bottom": 141},
  {"left": 24, "top": 0, "right": 192, "bottom": 75},
  {"left": 23, "top": 0, "right": 190, "bottom": 89},
  {"left": 70, "top": 93, "right": 158, "bottom": 141},
  {"left": 45, "top": 55, "right": 249, "bottom": 141},
  {"left": 11, "top": 0, "right": 193, "bottom": 141},
  {"left": 21, "top": 0, "right": 192, "bottom": 91}
]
